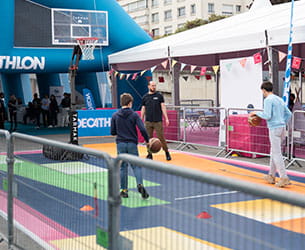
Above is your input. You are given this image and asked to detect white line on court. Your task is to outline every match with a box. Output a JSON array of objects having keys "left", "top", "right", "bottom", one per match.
[{"left": 174, "top": 191, "right": 239, "bottom": 201}]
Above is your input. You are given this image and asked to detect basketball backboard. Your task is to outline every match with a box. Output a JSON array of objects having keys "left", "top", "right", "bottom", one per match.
[{"left": 51, "top": 8, "right": 108, "bottom": 46}]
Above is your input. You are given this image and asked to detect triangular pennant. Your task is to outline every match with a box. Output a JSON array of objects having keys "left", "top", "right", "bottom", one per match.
[
  {"left": 131, "top": 73, "right": 138, "bottom": 80},
  {"left": 278, "top": 51, "right": 287, "bottom": 63},
  {"left": 226, "top": 63, "right": 233, "bottom": 71},
  {"left": 253, "top": 52, "right": 262, "bottom": 64},
  {"left": 212, "top": 65, "right": 219, "bottom": 74},
  {"left": 126, "top": 74, "right": 131, "bottom": 80},
  {"left": 140, "top": 69, "right": 147, "bottom": 76},
  {"left": 205, "top": 74, "right": 212, "bottom": 80},
  {"left": 194, "top": 75, "right": 200, "bottom": 80},
  {"left": 119, "top": 73, "right": 125, "bottom": 80},
  {"left": 150, "top": 65, "right": 157, "bottom": 72},
  {"left": 171, "top": 59, "right": 178, "bottom": 68},
  {"left": 292, "top": 57, "right": 302, "bottom": 69},
  {"left": 180, "top": 63, "right": 187, "bottom": 71},
  {"left": 114, "top": 71, "right": 119, "bottom": 77},
  {"left": 239, "top": 58, "right": 247, "bottom": 68},
  {"left": 190, "top": 65, "right": 197, "bottom": 73},
  {"left": 182, "top": 76, "right": 188, "bottom": 81},
  {"left": 108, "top": 68, "right": 114, "bottom": 75},
  {"left": 200, "top": 67, "right": 207, "bottom": 76},
  {"left": 161, "top": 59, "right": 168, "bottom": 69}
]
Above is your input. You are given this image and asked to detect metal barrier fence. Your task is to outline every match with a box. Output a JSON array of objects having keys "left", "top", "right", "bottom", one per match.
[
  {"left": 113, "top": 153, "right": 305, "bottom": 250},
  {"left": 0, "top": 132, "right": 115, "bottom": 250},
  {"left": 166, "top": 106, "right": 226, "bottom": 154},
  {"left": 287, "top": 110, "right": 305, "bottom": 169}
]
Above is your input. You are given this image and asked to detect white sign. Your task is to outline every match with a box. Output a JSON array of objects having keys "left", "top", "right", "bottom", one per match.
[{"left": 0, "top": 56, "right": 45, "bottom": 70}]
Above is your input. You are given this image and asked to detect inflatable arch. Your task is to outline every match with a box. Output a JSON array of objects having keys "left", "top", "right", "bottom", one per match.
[{"left": 0, "top": 0, "right": 152, "bottom": 108}]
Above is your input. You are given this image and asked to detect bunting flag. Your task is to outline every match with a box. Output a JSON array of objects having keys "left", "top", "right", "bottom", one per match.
[
  {"left": 282, "top": 0, "right": 295, "bottom": 106},
  {"left": 131, "top": 73, "right": 138, "bottom": 80},
  {"left": 126, "top": 74, "right": 131, "bottom": 80},
  {"left": 114, "top": 71, "right": 119, "bottom": 77},
  {"left": 292, "top": 57, "right": 302, "bottom": 69},
  {"left": 161, "top": 59, "right": 168, "bottom": 69},
  {"left": 239, "top": 58, "right": 247, "bottom": 68},
  {"left": 205, "top": 75, "right": 212, "bottom": 80},
  {"left": 253, "top": 52, "right": 262, "bottom": 64},
  {"left": 278, "top": 51, "right": 287, "bottom": 63},
  {"left": 180, "top": 63, "right": 187, "bottom": 71},
  {"left": 108, "top": 68, "right": 114, "bottom": 75},
  {"left": 226, "top": 63, "right": 233, "bottom": 72},
  {"left": 171, "top": 59, "right": 178, "bottom": 68},
  {"left": 140, "top": 69, "right": 147, "bottom": 76},
  {"left": 151, "top": 65, "right": 157, "bottom": 72},
  {"left": 182, "top": 76, "right": 188, "bottom": 81},
  {"left": 190, "top": 65, "right": 197, "bottom": 73},
  {"left": 194, "top": 75, "right": 201, "bottom": 80},
  {"left": 158, "top": 76, "right": 165, "bottom": 82},
  {"left": 119, "top": 73, "right": 125, "bottom": 80},
  {"left": 200, "top": 67, "right": 207, "bottom": 76},
  {"left": 212, "top": 65, "right": 219, "bottom": 74}
]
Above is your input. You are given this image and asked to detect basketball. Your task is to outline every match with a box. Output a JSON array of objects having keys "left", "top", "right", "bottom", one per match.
[
  {"left": 248, "top": 114, "right": 261, "bottom": 127},
  {"left": 148, "top": 138, "right": 162, "bottom": 153}
]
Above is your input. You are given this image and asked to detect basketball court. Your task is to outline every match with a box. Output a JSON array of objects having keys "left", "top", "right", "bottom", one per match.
[{"left": 1, "top": 142, "right": 305, "bottom": 249}]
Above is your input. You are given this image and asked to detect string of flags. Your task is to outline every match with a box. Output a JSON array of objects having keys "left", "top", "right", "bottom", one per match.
[{"left": 109, "top": 47, "right": 304, "bottom": 82}]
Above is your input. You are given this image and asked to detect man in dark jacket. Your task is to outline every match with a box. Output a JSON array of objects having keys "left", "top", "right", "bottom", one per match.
[{"left": 111, "top": 93, "right": 150, "bottom": 199}]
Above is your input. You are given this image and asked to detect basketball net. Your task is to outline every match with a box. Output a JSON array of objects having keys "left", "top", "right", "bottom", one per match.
[{"left": 76, "top": 37, "right": 98, "bottom": 60}]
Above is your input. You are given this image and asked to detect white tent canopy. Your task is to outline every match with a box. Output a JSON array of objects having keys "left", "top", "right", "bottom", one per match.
[{"left": 109, "top": 0, "right": 305, "bottom": 68}]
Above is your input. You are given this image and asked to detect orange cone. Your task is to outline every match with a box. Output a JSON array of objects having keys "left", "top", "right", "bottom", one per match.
[{"left": 80, "top": 205, "right": 94, "bottom": 211}]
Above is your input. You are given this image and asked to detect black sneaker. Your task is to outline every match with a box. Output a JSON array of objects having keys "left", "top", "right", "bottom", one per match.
[
  {"left": 165, "top": 151, "right": 171, "bottom": 161},
  {"left": 146, "top": 153, "right": 153, "bottom": 160},
  {"left": 120, "top": 190, "right": 128, "bottom": 198},
  {"left": 137, "top": 184, "right": 149, "bottom": 199}
]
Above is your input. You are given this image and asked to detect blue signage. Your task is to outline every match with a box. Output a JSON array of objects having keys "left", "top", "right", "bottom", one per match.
[
  {"left": 78, "top": 109, "right": 117, "bottom": 137},
  {"left": 83, "top": 88, "right": 96, "bottom": 110}
]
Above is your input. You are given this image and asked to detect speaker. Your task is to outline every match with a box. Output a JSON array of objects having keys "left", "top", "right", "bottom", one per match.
[{"left": 43, "top": 145, "right": 84, "bottom": 161}]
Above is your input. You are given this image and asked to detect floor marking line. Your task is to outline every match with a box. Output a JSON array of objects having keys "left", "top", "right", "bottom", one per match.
[{"left": 175, "top": 190, "right": 238, "bottom": 200}]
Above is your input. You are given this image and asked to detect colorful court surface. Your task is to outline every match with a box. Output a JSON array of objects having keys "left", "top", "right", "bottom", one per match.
[{"left": 0, "top": 143, "right": 305, "bottom": 249}]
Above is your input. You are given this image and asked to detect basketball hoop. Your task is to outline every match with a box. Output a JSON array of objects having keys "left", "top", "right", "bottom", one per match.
[{"left": 76, "top": 37, "right": 98, "bottom": 60}]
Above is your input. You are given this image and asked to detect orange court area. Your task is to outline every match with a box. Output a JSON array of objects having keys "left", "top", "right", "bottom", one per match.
[{"left": 83, "top": 143, "right": 305, "bottom": 196}]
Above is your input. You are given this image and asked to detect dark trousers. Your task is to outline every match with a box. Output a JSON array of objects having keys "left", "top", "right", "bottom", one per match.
[
  {"left": 145, "top": 121, "right": 168, "bottom": 152},
  {"left": 9, "top": 111, "right": 17, "bottom": 130}
]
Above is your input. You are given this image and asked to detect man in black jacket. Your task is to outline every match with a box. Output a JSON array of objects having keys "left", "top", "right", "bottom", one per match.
[{"left": 111, "top": 93, "right": 150, "bottom": 199}]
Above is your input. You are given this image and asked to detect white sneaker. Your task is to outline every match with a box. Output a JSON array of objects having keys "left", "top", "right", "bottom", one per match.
[
  {"left": 263, "top": 174, "right": 275, "bottom": 184},
  {"left": 275, "top": 177, "right": 290, "bottom": 188}
]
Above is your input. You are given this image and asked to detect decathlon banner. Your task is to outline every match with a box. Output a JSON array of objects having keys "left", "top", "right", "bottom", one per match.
[
  {"left": 83, "top": 88, "right": 96, "bottom": 110},
  {"left": 78, "top": 109, "right": 117, "bottom": 137},
  {"left": 282, "top": 0, "right": 295, "bottom": 106}
]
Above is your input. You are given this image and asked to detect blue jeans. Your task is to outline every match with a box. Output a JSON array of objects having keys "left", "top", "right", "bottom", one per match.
[{"left": 117, "top": 142, "right": 143, "bottom": 190}]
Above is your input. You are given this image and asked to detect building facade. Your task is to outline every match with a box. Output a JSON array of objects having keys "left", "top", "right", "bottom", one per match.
[{"left": 117, "top": 0, "right": 249, "bottom": 37}]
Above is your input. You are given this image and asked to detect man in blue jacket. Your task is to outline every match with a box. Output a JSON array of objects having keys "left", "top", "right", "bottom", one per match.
[
  {"left": 251, "top": 81, "right": 292, "bottom": 188},
  {"left": 111, "top": 93, "right": 150, "bottom": 199}
]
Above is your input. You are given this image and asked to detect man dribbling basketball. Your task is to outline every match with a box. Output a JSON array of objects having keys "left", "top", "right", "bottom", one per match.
[{"left": 141, "top": 81, "right": 171, "bottom": 161}]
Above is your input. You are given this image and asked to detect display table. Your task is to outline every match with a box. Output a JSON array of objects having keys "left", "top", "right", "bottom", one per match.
[{"left": 227, "top": 114, "right": 270, "bottom": 158}]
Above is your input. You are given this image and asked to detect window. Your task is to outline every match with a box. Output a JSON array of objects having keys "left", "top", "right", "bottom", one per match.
[
  {"left": 152, "top": 28, "right": 160, "bottom": 37},
  {"left": 152, "top": 13, "right": 159, "bottom": 23},
  {"left": 208, "top": 3, "right": 215, "bottom": 14},
  {"left": 164, "top": 10, "right": 172, "bottom": 21},
  {"left": 177, "top": 23, "right": 184, "bottom": 29},
  {"left": 127, "top": 0, "right": 146, "bottom": 12},
  {"left": 152, "top": 0, "right": 158, "bottom": 8},
  {"left": 222, "top": 4, "right": 233, "bottom": 15},
  {"left": 236, "top": 5, "right": 242, "bottom": 13},
  {"left": 178, "top": 7, "right": 186, "bottom": 17},
  {"left": 164, "top": 26, "right": 172, "bottom": 35},
  {"left": 164, "top": 0, "right": 172, "bottom": 5},
  {"left": 190, "top": 4, "right": 196, "bottom": 15},
  {"left": 135, "top": 15, "right": 148, "bottom": 24}
]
